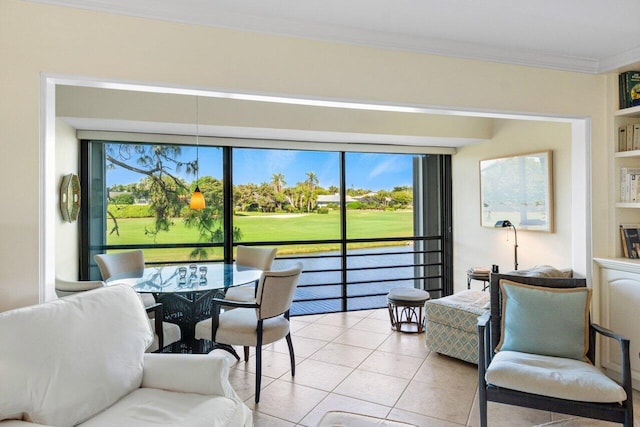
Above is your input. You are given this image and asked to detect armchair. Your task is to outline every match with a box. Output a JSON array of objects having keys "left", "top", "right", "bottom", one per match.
[{"left": 478, "top": 273, "right": 633, "bottom": 426}]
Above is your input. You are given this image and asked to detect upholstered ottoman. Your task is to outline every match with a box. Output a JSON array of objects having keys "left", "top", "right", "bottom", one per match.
[{"left": 424, "top": 289, "right": 490, "bottom": 364}]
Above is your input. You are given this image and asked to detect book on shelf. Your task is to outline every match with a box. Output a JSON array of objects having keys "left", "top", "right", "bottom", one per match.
[
  {"left": 620, "top": 224, "right": 640, "bottom": 259},
  {"left": 617, "top": 124, "right": 640, "bottom": 152},
  {"left": 620, "top": 168, "right": 640, "bottom": 202},
  {"left": 619, "top": 71, "right": 640, "bottom": 109},
  {"left": 619, "top": 126, "right": 627, "bottom": 151}
]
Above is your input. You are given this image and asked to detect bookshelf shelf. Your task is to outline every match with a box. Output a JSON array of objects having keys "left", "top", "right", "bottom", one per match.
[
  {"left": 615, "top": 150, "right": 640, "bottom": 158},
  {"left": 616, "top": 202, "right": 640, "bottom": 208},
  {"left": 615, "top": 105, "right": 640, "bottom": 118}
]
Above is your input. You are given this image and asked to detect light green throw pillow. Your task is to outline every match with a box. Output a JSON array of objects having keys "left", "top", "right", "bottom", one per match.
[{"left": 496, "top": 280, "right": 591, "bottom": 361}]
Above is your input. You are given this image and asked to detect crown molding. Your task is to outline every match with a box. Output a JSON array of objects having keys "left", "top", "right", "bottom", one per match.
[{"left": 24, "top": 0, "right": 640, "bottom": 75}]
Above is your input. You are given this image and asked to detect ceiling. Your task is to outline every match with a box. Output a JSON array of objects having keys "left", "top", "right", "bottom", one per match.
[{"left": 28, "top": 0, "right": 640, "bottom": 74}]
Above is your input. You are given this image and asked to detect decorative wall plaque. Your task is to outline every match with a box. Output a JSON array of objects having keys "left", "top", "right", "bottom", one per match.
[{"left": 60, "top": 173, "right": 81, "bottom": 223}]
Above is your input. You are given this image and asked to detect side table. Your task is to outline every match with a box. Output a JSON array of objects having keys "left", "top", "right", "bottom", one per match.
[{"left": 467, "top": 268, "right": 490, "bottom": 291}]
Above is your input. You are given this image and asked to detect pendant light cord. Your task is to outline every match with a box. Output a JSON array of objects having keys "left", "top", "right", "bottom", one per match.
[{"left": 195, "top": 96, "right": 199, "bottom": 184}]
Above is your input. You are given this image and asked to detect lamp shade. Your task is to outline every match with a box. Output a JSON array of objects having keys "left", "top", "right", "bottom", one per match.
[{"left": 190, "top": 186, "right": 205, "bottom": 210}]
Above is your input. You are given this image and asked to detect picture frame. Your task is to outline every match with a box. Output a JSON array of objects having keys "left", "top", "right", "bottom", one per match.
[{"left": 480, "top": 150, "right": 553, "bottom": 232}]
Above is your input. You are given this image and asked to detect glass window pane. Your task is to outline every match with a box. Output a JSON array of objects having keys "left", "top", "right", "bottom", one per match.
[
  {"left": 345, "top": 153, "right": 417, "bottom": 239},
  {"left": 233, "top": 148, "right": 340, "bottom": 242},
  {"left": 97, "top": 141, "right": 223, "bottom": 264}
]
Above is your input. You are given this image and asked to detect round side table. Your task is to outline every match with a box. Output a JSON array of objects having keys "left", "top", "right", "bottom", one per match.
[
  {"left": 387, "top": 287, "right": 431, "bottom": 333},
  {"left": 467, "top": 269, "right": 490, "bottom": 291}
]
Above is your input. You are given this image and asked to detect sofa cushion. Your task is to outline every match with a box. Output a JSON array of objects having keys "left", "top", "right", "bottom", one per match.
[
  {"left": 424, "top": 290, "right": 489, "bottom": 333},
  {"left": 77, "top": 388, "right": 247, "bottom": 427},
  {"left": 0, "top": 285, "right": 153, "bottom": 426}
]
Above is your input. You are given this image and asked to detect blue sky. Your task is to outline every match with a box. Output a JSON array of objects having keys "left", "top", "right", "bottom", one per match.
[{"left": 107, "top": 146, "right": 415, "bottom": 191}]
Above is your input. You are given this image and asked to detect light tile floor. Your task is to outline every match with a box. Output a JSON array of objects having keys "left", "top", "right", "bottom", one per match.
[{"left": 213, "top": 308, "right": 640, "bottom": 427}]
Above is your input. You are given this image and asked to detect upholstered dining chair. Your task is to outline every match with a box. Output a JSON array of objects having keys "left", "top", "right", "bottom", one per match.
[
  {"left": 478, "top": 273, "right": 633, "bottom": 426},
  {"left": 223, "top": 245, "right": 278, "bottom": 302},
  {"left": 94, "top": 249, "right": 155, "bottom": 306},
  {"left": 94, "top": 249, "right": 145, "bottom": 280},
  {"left": 145, "top": 302, "right": 181, "bottom": 352},
  {"left": 194, "top": 263, "right": 303, "bottom": 403},
  {"left": 55, "top": 278, "right": 105, "bottom": 298}
]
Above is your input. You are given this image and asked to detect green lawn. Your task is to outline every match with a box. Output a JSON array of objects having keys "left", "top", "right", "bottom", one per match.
[{"left": 107, "top": 210, "right": 413, "bottom": 261}]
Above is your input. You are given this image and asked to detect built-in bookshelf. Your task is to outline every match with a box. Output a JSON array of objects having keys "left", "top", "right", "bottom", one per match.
[{"left": 614, "top": 105, "right": 640, "bottom": 258}]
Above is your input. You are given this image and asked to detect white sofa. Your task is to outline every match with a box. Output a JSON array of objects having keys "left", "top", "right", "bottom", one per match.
[{"left": 0, "top": 285, "right": 252, "bottom": 427}]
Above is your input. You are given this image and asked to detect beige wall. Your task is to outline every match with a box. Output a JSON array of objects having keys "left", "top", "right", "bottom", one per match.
[
  {"left": 0, "top": 0, "right": 609, "bottom": 310},
  {"left": 452, "top": 120, "right": 573, "bottom": 292}
]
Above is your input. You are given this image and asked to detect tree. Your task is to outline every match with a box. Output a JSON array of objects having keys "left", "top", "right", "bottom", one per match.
[
  {"left": 105, "top": 143, "right": 194, "bottom": 240},
  {"left": 234, "top": 183, "right": 258, "bottom": 212},
  {"left": 271, "top": 173, "right": 287, "bottom": 211},
  {"left": 183, "top": 176, "right": 241, "bottom": 259},
  {"left": 391, "top": 189, "right": 413, "bottom": 207},
  {"left": 304, "top": 172, "right": 319, "bottom": 212}
]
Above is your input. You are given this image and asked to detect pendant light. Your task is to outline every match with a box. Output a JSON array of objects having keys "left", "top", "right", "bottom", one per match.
[{"left": 190, "top": 96, "right": 205, "bottom": 210}]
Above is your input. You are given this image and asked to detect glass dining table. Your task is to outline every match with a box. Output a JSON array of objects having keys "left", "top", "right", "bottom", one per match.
[{"left": 107, "top": 263, "right": 262, "bottom": 349}]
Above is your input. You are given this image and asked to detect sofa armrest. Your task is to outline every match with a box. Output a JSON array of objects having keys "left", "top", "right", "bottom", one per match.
[{"left": 142, "top": 353, "right": 235, "bottom": 397}]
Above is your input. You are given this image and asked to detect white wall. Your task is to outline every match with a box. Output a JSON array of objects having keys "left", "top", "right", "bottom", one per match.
[
  {"left": 452, "top": 120, "right": 573, "bottom": 292},
  {"left": 0, "top": 0, "right": 607, "bottom": 310}
]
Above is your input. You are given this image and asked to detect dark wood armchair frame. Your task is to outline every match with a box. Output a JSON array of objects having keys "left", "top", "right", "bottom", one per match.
[
  {"left": 477, "top": 273, "right": 634, "bottom": 426},
  {"left": 209, "top": 297, "right": 296, "bottom": 403}
]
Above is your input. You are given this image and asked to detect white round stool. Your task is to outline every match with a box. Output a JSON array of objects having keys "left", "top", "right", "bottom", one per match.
[{"left": 387, "top": 287, "right": 430, "bottom": 333}]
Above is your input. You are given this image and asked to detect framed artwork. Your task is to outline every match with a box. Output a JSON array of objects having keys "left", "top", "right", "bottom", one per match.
[{"left": 480, "top": 150, "right": 553, "bottom": 232}]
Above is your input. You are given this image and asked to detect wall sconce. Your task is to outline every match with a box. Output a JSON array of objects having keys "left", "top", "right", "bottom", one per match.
[{"left": 495, "top": 220, "right": 518, "bottom": 270}]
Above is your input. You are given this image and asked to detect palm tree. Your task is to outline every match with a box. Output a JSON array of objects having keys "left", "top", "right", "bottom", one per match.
[
  {"left": 304, "top": 172, "right": 319, "bottom": 212},
  {"left": 271, "top": 173, "right": 286, "bottom": 211}
]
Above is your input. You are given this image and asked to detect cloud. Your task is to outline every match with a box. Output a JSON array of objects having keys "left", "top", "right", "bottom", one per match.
[
  {"left": 369, "top": 157, "right": 401, "bottom": 179},
  {"left": 266, "top": 150, "right": 297, "bottom": 176}
]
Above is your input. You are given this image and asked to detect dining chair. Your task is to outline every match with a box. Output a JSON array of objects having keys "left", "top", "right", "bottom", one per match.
[
  {"left": 478, "top": 272, "right": 633, "bottom": 426},
  {"left": 94, "top": 250, "right": 145, "bottom": 280},
  {"left": 145, "top": 302, "right": 181, "bottom": 352},
  {"left": 194, "top": 263, "right": 303, "bottom": 403},
  {"left": 94, "top": 250, "right": 155, "bottom": 306},
  {"left": 223, "top": 245, "right": 278, "bottom": 302},
  {"left": 55, "top": 278, "right": 105, "bottom": 298}
]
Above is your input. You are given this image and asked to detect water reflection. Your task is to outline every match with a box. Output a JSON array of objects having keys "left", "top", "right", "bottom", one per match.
[{"left": 273, "top": 245, "right": 427, "bottom": 315}]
